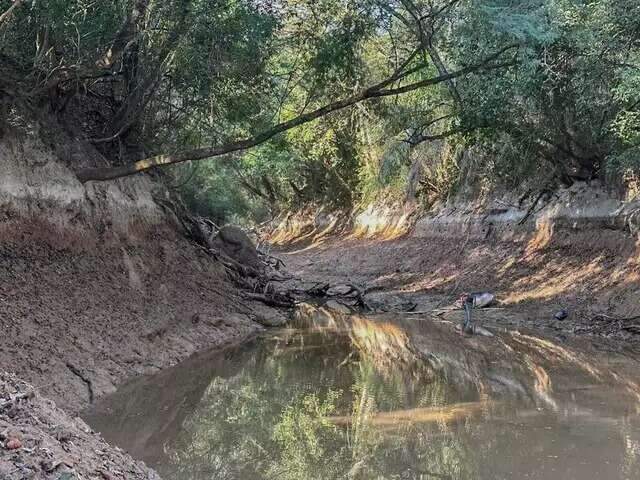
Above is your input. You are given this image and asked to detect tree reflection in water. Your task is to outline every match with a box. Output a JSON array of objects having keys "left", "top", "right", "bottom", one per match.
[
  {"left": 166, "top": 329, "right": 481, "bottom": 480},
  {"left": 84, "top": 313, "right": 640, "bottom": 480}
]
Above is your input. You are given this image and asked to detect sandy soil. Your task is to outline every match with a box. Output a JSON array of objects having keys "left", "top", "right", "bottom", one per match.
[{"left": 281, "top": 227, "right": 640, "bottom": 342}]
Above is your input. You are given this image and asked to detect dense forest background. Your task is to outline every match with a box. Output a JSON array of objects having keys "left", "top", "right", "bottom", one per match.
[{"left": 1, "top": 0, "right": 639, "bottom": 223}]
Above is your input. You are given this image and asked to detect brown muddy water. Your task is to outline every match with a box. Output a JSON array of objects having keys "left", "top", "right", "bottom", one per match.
[{"left": 83, "top": 307, "right": 640, "bottom": 480}]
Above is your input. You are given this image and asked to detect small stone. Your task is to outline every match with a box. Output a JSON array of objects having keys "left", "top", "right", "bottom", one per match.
[
  {"left": 325, "top": 300, "right": 352, "bottom": 314},
  {"left": 554, "top": 309, "right": 568, "bottom": 321},
  {"left": 5, "top": 438, "right": 22, "bottom": 450},
  {"left": 57, "top": 472, "right": 76, "bottom": 480},
  {"left": 326, "top": 284, "right": 356, "bottom": 296}
]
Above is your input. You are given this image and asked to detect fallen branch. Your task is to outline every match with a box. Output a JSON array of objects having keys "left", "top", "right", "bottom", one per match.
[
  {"left": 289, "top": 281, "right": 330, "bottom": 296},
  {"left": 257, "top": 249, "right": 286, "bottom": 270},
  {"left": 264, "top": 272, "right": 295, "bottom": 282}
]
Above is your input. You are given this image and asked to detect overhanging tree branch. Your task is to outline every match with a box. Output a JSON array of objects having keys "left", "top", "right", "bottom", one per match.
[
  {"left": 0, "top": 0, "right": 25, "bottom": 27},
  {"left": 76, "top": 45, "right": 518, "bottom": 183}
]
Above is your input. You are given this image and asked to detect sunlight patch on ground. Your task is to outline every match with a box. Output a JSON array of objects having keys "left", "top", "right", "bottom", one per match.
[
  {"left": 524, "top": 220, "right": 554, "bottom": 255},
  {"left": 501, "top": 256, "right": 607, "bottom": 304},
  {"left": 350, "top": 207, "right": 414, "bottom": 240}
]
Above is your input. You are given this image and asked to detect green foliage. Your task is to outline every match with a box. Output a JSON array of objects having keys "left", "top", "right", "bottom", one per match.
[
  {"left": 419, "top": 142, "right": 462, "bottom": 206},
  {"left": 177, "top": 161, "right": 264, "bottom": 224},
  {"left": 163, "top": 329, "right": 481, "bottom": 480},
  {"left": 270, "top": 390, "right": 345, "bottom": 479},
  {"left": 1, "top": 0, "right": 125, "bottom": 70},
  {"left": 3, "top": 0, "right": 640, "bottom": 218},
  {"left": 165, "top": 0, "right": 280, "bottom": 145}
]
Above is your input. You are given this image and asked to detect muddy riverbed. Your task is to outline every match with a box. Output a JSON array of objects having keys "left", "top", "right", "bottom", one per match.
[{"left": 83, "top": 305, "right": 640, "bottom": 480}]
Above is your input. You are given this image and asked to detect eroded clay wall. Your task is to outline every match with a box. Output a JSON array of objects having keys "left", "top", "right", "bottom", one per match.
[{"left": 0, "top": 122, "right": 170, "bottom": 249}]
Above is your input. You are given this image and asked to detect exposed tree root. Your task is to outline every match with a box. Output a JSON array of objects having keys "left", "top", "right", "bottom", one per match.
[{"left": 153, "top": 193, "right": 397, "bottom": 316}]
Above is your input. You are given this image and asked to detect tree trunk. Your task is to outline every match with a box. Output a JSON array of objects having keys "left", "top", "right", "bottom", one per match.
[
  {"left": 0, "top": 0, "right": 25, "bottom": 27},
  {"left": 96, "top": 0, "right": 150, "bottom": 69}
]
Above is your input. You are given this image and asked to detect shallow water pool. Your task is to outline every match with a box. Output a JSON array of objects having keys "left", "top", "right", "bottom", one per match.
[{"left": 83, "top": 310, "right": 640, "bottom": 480}]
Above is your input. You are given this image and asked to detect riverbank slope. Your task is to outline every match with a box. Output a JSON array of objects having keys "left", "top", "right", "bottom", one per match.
[
  {"left": 0, "top": 118, "right": 267, "bottom": 478},
  {"left": 276, "top": 183, "right": 640, "bottom": 341}
]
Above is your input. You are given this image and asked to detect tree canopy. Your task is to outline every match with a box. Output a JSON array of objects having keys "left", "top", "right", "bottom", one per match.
[{"left": 1, "top": 0, "right": 639, "bottom": 221}]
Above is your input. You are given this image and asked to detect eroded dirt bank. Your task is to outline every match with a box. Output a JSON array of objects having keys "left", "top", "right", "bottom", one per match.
[
  {"left": 1, "top": 372, "right": 163, "bottom": 479},
  {"left": 0, "top": 123, "right": 275, "bottom": 478},
  {"left": 276, "top": 188, "right": 640, "bottom": 343},
  {"left": 0, "top": 237, "right": 270, "bottom": 479},
  {"left": 1, "top": 237, "right": 263, "bottom": 413}
]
